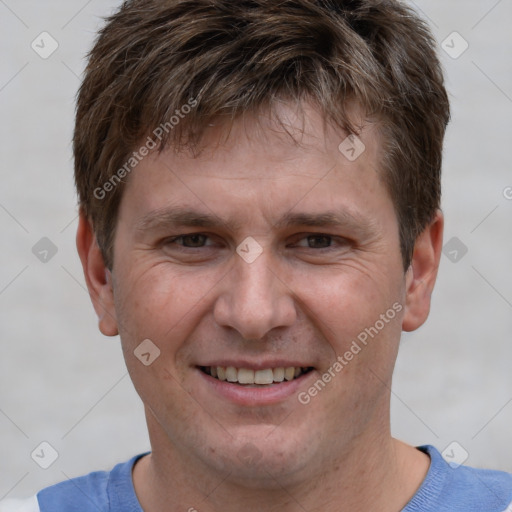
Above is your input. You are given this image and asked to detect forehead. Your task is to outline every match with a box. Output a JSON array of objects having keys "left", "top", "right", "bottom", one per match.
[
  {"left": 185, "top": 100, "right": 379, "bottom": 164},
  {"left": 133, "top": 101, "right": 383, "bottom": 183},
  {"left": 118, "top": 100, "right": 392, "bottom": 233}
]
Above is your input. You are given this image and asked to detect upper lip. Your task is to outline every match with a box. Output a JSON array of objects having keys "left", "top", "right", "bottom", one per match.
[{"left": 197, "top": 361, "right": 313, "bottom": 371}]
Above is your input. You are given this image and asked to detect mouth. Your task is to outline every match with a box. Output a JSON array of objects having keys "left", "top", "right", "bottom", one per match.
[{"left": 198, "top": 366, "right": 314, "bottom": 387}]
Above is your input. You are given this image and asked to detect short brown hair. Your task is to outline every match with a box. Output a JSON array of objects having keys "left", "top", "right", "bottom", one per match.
[{"left": 74, "top": 0, "right": 450, "bottom": 270}]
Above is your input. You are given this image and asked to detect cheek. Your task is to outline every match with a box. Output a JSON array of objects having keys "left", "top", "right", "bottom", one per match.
[
  {"left": 113, "top": 263, "right": 218, "bottom": 343},
  {"left": 112, "top": 269, "right": 202, "bottom": 412},
  {"left": 294, "top": 267, "right": 405, "bottom": 404},
  {"left": 297, "top": 267, "right": 402, "bottom": 341}
]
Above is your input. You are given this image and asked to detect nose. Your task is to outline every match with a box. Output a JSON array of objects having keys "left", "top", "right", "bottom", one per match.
[{"left": 213, "top": 250, "right": 297, "bottom": 340}]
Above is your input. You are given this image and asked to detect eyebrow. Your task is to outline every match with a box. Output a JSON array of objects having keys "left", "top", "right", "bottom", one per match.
[
  {"left": 135, "top": 207, "right": 237, "bottom": 232},
  {"left": 135, "top": 206, "right": 377, "bottom": 238}
]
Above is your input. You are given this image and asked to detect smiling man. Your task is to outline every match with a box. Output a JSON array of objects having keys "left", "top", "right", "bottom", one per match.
[{"left": 2, "top": 0, "right": 512, "bottom": 511}]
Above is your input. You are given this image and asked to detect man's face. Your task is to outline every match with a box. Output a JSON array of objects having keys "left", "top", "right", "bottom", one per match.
[{"left": 104, "top": 103, "right": 411, "bottom": 484}]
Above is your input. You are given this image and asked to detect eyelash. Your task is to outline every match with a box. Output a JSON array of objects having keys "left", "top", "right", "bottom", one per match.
[{"left": 163, "top": 233, "right": 347, "bottom": 251}]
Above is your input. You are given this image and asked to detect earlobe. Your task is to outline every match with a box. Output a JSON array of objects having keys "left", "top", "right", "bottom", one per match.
[
  {"left": 402, "top": 210, "right": 444, "bottom": 332},
  {"left": 76, "top": 212, "right": 119, "bottom": 337}
]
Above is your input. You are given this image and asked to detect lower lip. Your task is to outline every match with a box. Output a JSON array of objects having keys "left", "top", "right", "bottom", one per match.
[{"left": 196, "top": 368, "right": 315, "bottom": 406}]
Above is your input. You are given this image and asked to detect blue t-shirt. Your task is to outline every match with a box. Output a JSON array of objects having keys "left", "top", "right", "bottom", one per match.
[{"left": 2, "top": 445, "right": 512, "bottom": 511}]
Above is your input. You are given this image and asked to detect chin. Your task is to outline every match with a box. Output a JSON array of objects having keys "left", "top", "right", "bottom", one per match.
[{"left": 202, "top": 427, "right": 317, "bottom": 488}]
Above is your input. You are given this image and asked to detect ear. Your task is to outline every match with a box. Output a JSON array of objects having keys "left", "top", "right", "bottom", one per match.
[
  {"left": 402, "top": 210, "right": 444, "bottom": 332},
  {"left": 76, "top": 211, "right": 119, "bottom": 336}
]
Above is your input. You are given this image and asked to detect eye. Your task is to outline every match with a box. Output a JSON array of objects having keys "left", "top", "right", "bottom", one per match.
[
  {"left": 295, "top": 234, "right": 334, "bottom": 249},
  {"left": 167, "top": 234, "right": 211, "bottom": 248},
  {"left": 305, "top": 234, "right": 332, "bottom": 249}
]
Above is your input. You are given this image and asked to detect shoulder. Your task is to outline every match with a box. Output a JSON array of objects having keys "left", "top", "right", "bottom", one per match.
[
  {"left": 405, "top": 445, "right": 512, "bottom": 512},
  {"left": 449, "top": 464, "right": 512, "bottom": 510},
  {"left": 1, "top": 454, "right": 146, "bottom": 512},
  {"left": 36, "top": 465, "right": 111, "bottom": 511}
]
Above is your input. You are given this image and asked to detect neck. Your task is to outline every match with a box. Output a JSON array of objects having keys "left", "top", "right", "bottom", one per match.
[{"left": 132, "top": 416, "right": 430, "bottom": 512}]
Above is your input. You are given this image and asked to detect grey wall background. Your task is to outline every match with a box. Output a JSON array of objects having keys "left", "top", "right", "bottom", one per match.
[{"left": 0, "top": 0, "right": 511, "bottom": 500}]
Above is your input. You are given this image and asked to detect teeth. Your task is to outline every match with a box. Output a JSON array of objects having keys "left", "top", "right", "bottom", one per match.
[
  {"left": 273, "top": 367, "right": 285, "bottom": 382},
  {"left": 284, "top": 367, "right": 295, "bottom": 381},
  {"left": 238, "top": 368, "right": 255, "bottom": 384},
  {"left": 205, "top": 366, "right": 308, "bottom": 385},
  {"left": 226, "top": 366, "right": 237, "bottom": 382},
  {"left": 254, "top": 369, "right": 273, "bottom": 385}
]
